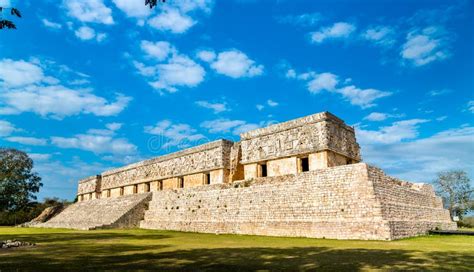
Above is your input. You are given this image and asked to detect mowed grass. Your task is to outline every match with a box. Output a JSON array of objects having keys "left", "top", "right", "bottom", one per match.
[{"left": 0, "top": 227, "right": 473, "bottom": 271}]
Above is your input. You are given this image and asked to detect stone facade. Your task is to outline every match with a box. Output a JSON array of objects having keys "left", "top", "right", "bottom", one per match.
[{"left": 41, "top": 111, "right": 455, "bottom": 240}]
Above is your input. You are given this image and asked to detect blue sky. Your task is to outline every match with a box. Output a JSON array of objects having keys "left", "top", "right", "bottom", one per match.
[{"left": 0, "top": 0, "right": 473, "bottom": 201}]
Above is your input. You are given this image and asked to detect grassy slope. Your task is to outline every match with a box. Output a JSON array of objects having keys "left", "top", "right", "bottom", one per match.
[{"left": 0, "top": 227, "right": 473, "bottom": 271}]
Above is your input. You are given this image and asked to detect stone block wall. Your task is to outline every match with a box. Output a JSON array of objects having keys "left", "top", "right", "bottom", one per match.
[
  {"left": 140, "top": 163, "right": 455, "bottom": 240},
  {"left": 36, "top": 193, "right": 152, "bottom": 230}
]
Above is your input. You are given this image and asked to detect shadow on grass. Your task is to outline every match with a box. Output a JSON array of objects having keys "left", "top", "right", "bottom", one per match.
[{"left": 0, "top": 230, "right": 473, "bottom": 271}]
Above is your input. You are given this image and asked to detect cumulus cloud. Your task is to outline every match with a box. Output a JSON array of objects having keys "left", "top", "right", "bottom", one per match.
[
  {"left": 195, "top": 100, "right": 228, "bottom": 113},
  {"left": 362, "top": 25, "right": 396, "bottom": 47},
  {"left": 277, "top": 12, "right": 322, "bottom": 26},
  {"left": 359, "top": 125, "right": 474, "bottom": 182},
  {"left": 287, "top": 67, "right": 391, "bottom": 109},
  {"left": 337, "top": 85, "right": 392, "bottom": 109},
  {"left": 112, "top": 0, "right": 151, "bottom": 18},
  {"left": 0, "top": 59, "right": 131, "bottom": 119},
  {"left": 0, "top": 59, "right": 45, "bottom": 87},
  {"left": 42, "top": 19, "right": 62, "bottom": 30},
  {"left": 364, "top": 112, "right": 404, "bottom": 122},
  {"left": 64, "top": 0, "right": 114, "bottom": 25},
  {"left": 51, "top": 123, "right": 136, "bottom": 155},
  {"left": 199, "top": 49, "right": 264, "bottom": 78},
  {"left": 310, "top": 22, "right": 356, "bottom": 43},
  {"left": 134, "top": 41, "right": 205, "bottom": 93},
  {"left": 196, "top": 50, "right": 216, "bottom": 62},
  {"left": 74, "top": 26, "right": 107, "bottom": 42},
  {"left": 145, "top": 120, "right": 205, "bottom": 148},
  {"left": 356, "top": 119, "right": 429, "bottom": 145},
  {"left": 468, "top": 101, "right": 474, "bottom": 113},
  {"left": 267, "top": 99, "right": 278, "bottom": 107},
  {"left": 148, "top": 8, "right": 195, "bottom": 34},
  {"left": 5, "top": 136, "right": 48, "bottom": 146},
  {"left": 0, "top": 120, "right": 16, "bottom": 137},
  {"left": 140, "top": 40, "right": 173, "bottom": 61},
  {"left": 147, "top": 0, "right": 214, "bottom": 34},
  {"left": 28, "top": 153, "right": 52, "bottom": 161},
  {"left": 201, "top": 118, "right": 270, "bottom": 135},
  {"left": 401, "top": 26, "right": 450, "bottom": 66}
]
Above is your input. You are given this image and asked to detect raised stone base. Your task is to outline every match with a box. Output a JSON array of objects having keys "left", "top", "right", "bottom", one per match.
[
  {"left": 140, "top": 163, "right": 455, "bottom": 240},
  {"left": 35, "top": 193, "right": 151, "bottom": 230}
]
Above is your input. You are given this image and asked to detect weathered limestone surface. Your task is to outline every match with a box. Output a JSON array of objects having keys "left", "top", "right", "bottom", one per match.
[
  {"left": 140, "top": 163, "right": 455, "bottom": 240},
  {"left": 36, "top": 193, "right": 151, "bottom": 230},
  {"left": 240, "top": 112, "right": 360, "bottom": 164},
  {"left": 100, "top": 140, "right": 233, "bottom": 190}
]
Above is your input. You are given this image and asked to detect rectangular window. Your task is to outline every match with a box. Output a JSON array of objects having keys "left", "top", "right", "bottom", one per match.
[
  {"left": 300, "top": 157, "right": 309, "bottom": 172},
  {"left": 205, "top": 173, "right": 211, "bottom": 185},
  {"left": 159, "top": 181, "right": 163, "bottom": 191},
  {"left": 120, "top": 187, "right": 124, "bottom": 196},
  {"left": 80, "top": 195, "right": 84, "bottom": 201},
  {"left": 89, "top": 193, "right": 93, "bottom": 200},
  {"left": 107, "top": 189, "right": 111, "bottom": 198},
  {"left": 145, "top": 182, "right": 150, "bottom": 192},
  {"left": 133, "top": 184, "right": 138, "bottom": 194},
  {"left": 259, "top": 163, "right": 267, "bottom": 177},
  {"left": 178, "top": 177, "right": 184, "bottom": 188}
]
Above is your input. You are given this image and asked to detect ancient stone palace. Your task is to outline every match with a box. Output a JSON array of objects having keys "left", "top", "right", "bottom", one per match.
[{"left": 37, "top": 112, "right": 456, "bottom": 240}]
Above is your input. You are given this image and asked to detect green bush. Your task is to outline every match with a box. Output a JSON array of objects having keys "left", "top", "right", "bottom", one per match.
[
  {"left": 0, "top": 198, "right": 70, "bottom": 226},
  {"left": 458, "top": 217, "right": 474, "bottom": 228}
]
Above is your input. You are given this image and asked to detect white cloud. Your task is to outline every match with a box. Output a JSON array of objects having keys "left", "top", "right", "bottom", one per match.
[
  {"left": 429, "top": 89, "right": 452, "bottom": 96},
  {"left": 135, "top": 42, "right": 205, "bottom": 93},
  {"left": 468, "top": 101, "right": 474, "bottom": 113},
  {"left": 205, "top": 50, "right": 264, "bottom": 78},
  {"left": 0, "top": 59, "right": 131, "bottom": 119},
  {"left": 0, "top": 1, "right": 11, "bottom": 7},
  {"left": 364, "top": 112, "right": 404, "bottom": 122},
  {"left": 0, "top": 59, "right": 45, "bottom": 87},
  {"left": 146, "top": 0, "right": 214, "bottom": 34},
  {"left": 74, "top": 26, "right": 107, "bottom": 42},
  {"left": 401, "top": 26, "right": 450, "bottom": 66},
  {"left": 288, "top": 67, "right": 391, "bottom": 109},
  {"left": 28, "top": 153, "right": 52, "bottom": 161},
  {"left": 356, "top": 119, "right": 429, "bottom": 145},
  {"left": 112, "top": 0, "right": 151, "bottom": 18},
  {"left": 277, "top": 12, "right": 322, "bottom": 26},
  {"left": 64, "top": 0, "right": 114, "bottom": 25},
  {"left": 310, "top": 22, "right": 356, "bottom": 43},
  {"left": 195, "top": 100, "right": 228, "bottom": 113},
  {"left": 0, "top": 120, "right": 16, "bottom": 136},
  {"left": 51, "top": 124, "right": 136, "bottom": 155},
  {"left": 196, "top": 50, "right": 216, "bottom": 62},
  {"left": 307, "top": 72, "right": 338, "bottom": 93},
  {"left": 336, "top": 85, "right": 392, "bottom": 109},
  {"left": 363, "top": 26, "right": 396, "bottom": 47},
  {"left": 148, "top": 8, "right": 195, "bottom": 34},
  {"left": 145, "top": 120, "right": 205, "bottom": 148},
  {"left": 200, "top": 118, "right": 267, "bottom": 135},
  {"left": 141, "top": 40, "right": 173, "bottom": 61},
  {"left": 42, "top": 19, "right": 62, "bottom": 30},
  {"left": 0, "top": 85, "right": 131, "bottom": 119},
  {"left": 5, "top": 136, "right": 48, "bottom": 146},
  {"left": 360, "top": 125, "right": 474, "bottom": 182},
  {"left": 267, "top": 99, "right": 278, "bottom": 107},
  {"left": 256, "top": 104, "right": 264, "bottom": 111}
]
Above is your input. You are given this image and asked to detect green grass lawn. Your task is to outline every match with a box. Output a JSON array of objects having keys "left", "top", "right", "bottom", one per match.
[{"left": 0, "top": 227, "right": 473, "bottom": 271}]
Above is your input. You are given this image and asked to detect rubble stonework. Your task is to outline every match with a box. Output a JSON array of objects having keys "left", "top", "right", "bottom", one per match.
[{"left": 38, "top": 111, "right": 456, "bottom": 240}]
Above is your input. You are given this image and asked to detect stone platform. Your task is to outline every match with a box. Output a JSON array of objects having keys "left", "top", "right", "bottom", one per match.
[
  {"left": 139, "top": 163, "right": 455, "bottom": 240},
  {"left": 35, "top": 193, "right": 151, "bottom": 230}
]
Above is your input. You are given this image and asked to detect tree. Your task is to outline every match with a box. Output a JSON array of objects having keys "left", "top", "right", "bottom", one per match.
[
  {"left": 0, "top": 6, "right": 21, "bottom": 29},
  {"left": 433, "top": 170, "right": 472, "bottom": 220},
  {"left": 145, "top": 0, "right": 166, "bottom": 9},
  {"left": 0, "top": 148, "right": 42, "bottom": 211}
]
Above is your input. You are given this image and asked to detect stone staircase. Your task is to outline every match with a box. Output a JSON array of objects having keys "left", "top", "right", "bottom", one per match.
[{"left": 36, "top": 193, "right": 152, "bottom": 230}]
